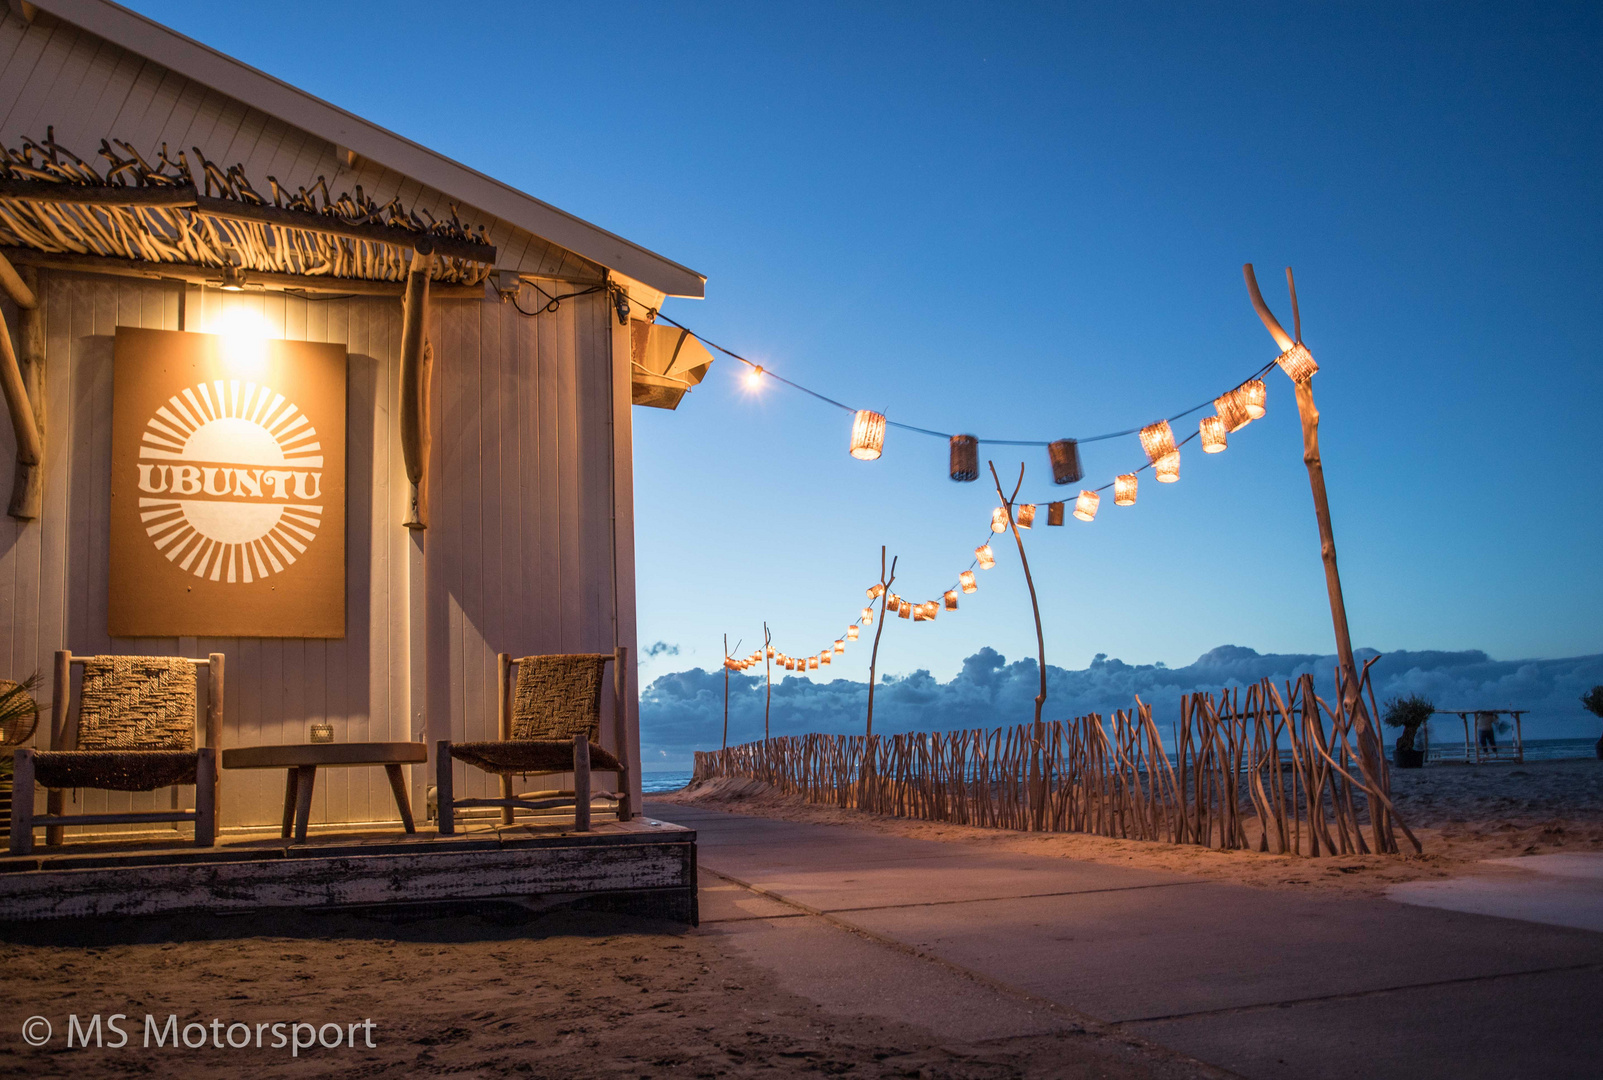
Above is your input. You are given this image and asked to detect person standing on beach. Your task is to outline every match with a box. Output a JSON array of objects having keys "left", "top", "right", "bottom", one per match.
[{"left": 1477, "top": 711, "right": 1499, "bottom": 758}]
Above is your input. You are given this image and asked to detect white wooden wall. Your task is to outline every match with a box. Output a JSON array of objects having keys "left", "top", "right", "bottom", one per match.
[{"left": 0, "top": 274, "right": 636, "bottom": 831}]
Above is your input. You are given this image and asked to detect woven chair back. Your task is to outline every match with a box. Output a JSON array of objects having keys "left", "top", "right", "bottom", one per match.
[
  {"left": 510, "top": 654, "right": 610, "bottom": 742},
  {"left": 75, "top": 656, "right": 197, "bottom": 751}
]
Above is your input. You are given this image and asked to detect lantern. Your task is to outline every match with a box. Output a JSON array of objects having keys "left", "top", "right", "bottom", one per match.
[
  {"left": 1155, "top": 451, "right": 1180, "bottom": 483},
  {"left": 1048, "top": 438, "right": 1082, "bottom": 485},
  {"left": 1276, "top": 342, "right": 1318, "bottom": 383},
  {"left": 1139, "top": 420, "right": 1176, "bottom": 465},
  {"left": 991, "top": 506, "right": 1009, "bottom": 533},
  {"left": 820, "top": 652, "right": 831, "bottom": 665},
  {"left": 1214, "top": 388, "right": 1251, "bottom": 433},
  {"left": 912, "top": 605, "right": 926, "bottom": 622},
  {"left": 975, "top": 544, "right": 995, "bottom": 569},
  {"left": 834, "top": 640, "right": 845, "bottom": 653},
  {"left": 766, "top": 647, "right": 775, "bottom": 658},
  {"left": 1047, "top": 501, "right": 1064, "bottom": 526},
  {"left": 808, "top": 656, "right": 818, "bottom": 670},
  {"left": 1240, "top": 378, "right": 1266, "bottom": 419},
  {"left": 1200, "top": 415, "right": 1227, "bottom": 453},
  {"left": 847, "top": 625, "right": 860, "bottom": 640},
  {"left": 850, "top": 409, "right": 886, "bottom": 460},
  {"left": 1016, "top": 503, "right": 1036, "bottom": 529},
  {"left": 786, "top": 658, "right": 796, "bottom": 670},
  {"left": 887, "top": 592, "right": 900, "bottom": 607},
  {"left": 861, "top": 606, "right": 874, "bottom": 624},
  {"left": 1114, "top": 473, "right": 1138, "bottom": 506},
  {"left": 867, "top": 583, "right": 884, "bottom": 599},
  {"left": 944, "top": 590, "right": 959, "bottom": 610},
  {"left": 898, "top": 600, "right": 912, "bottom": 618},
  {"left": 924, "top": 601, "right": 938, "bottom": 620},
  {"left": 1074, "top": 489, "right": 1099, "bottom": 522},
  {"left": 949, "top": 434, "right": 979, "bottom": 482},
  {"left": 959, "top": 570, "right": 977, "bottom": 594}
]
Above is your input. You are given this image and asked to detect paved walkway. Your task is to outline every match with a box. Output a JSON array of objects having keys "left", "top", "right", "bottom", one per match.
[{"left": 647, "top": 800, "right": 1603, "bottom": 1080}]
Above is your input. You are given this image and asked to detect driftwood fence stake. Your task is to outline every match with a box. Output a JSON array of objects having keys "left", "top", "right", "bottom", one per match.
[
  {"left": 763, "top": 621, "right": 773, "bottom": 742},
  {"left": 988, "top": 461, "right": 1048, "bottom": 728}
]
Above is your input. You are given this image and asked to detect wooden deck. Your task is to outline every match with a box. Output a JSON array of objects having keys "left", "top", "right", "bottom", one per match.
[{"left": 0, "top": 816, "right": 696, "bottom": 925}]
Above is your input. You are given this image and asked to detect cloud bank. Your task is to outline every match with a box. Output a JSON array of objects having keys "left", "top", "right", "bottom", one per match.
[{"left": 639, "top": 645, "right": 1603, "bottom": 767}]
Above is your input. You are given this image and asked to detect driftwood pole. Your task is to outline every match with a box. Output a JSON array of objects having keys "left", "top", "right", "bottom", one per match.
[
  {"left": 1243, "top": 264, "right": 1391, "bottom": 848},
  {"left": 721, "top": 632, "right": 729, "bottom": 751},
  {"left": 988, "top": 461, "right": 1048, "bottom": 728},
  {"left": 763, "top": 621, "right": 773, "bottom": 742},
  {"left": 864, "top": 546, "right": 897, "bottom": 738}
]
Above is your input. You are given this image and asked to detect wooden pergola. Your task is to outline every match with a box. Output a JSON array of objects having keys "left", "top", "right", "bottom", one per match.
[{"left": 1427, "top": 708, "right": 1528, "bottom": 764}]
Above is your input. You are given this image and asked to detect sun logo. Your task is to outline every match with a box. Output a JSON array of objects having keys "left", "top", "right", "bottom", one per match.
[{"left": 134, "top": 381, "right": 324, "bottom": 583}]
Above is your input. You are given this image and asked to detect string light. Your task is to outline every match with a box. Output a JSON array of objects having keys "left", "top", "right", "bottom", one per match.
[
  {"left": 1214, "top": 387, "right": 1251, "bottom": 433},
  {"left": 949, "top": 434, "right": 979, "bottom": 482},
  {"left": 1048, "top": 439, "right": 1083, "bottom": 485},
  {"left": 960, "top": 570, "right": 977, "bottom": 593},
  {"left": 861, "top": 606, "right": 875, "bottom": 624},
  {"left": 820, "top": 651, "right": 831, "bottom": 665},
  {"left": 850, "top": 409, "right": 886, "bottom": 460},
  {"left": 867, "top": 583, "right": 884, "bottom": 599},
  {"left": 1155, "top": 452, "right": 1180, "bottom": 483},
  {"left": 1200, "top": 415, "right": 1227, "bottom": 453},
  {"left": 1276, "top": 342, "right": 1318, "bottom": 383},
  {"left": 1140, "top": 420, "right": 1177, "bottom": 465},
  {"left": 912, "top": 605, "right": 926, "bottom": 622},
  {"left": 944, "top": 590, "right": 959, "bottom": 610},
  {"left": 1115, "top": 473, "right": 1138, "bottom": 506},
  {"left": 834, "top": 640, "right": 845, "bottom": 653},
  {"left": 808, "top": 657, "right": 818, "bottom": 669},
  {"left": 1241, "top": 378, "right": 1267, "bottom": 419},
  {"left": 1017, "top": 503, "right": 1036, "bottom": 528},
  {"left": 975, "top": 544, "right": 995, "bottom": 569},
  {"left": 990, "top": 507, "right": 1009, "bottom": 533},
  {"left": 847, "top": 625, "right": 860, "bottom": 640},
  {"left": 898, "top": 600, "right": 912, "bottom": 618},
  {"left": 744, "top": 365, "right": 764, "bottom": 390},
  {"left": 1074, "top": 490, "right": 1100, "bottom": 522},
  {"left": 1047, "top": 501, "right": 1064, "bottom": 526}
]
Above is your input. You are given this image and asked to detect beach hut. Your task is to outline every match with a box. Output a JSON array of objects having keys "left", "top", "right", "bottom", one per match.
[{"left": 0, "top": 0, "right": 709, "bottom": 839}]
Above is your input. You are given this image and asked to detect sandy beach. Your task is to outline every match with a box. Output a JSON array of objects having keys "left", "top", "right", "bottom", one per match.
[{"left": 659, "top": 757, "right": 1603, "bottom": 898}]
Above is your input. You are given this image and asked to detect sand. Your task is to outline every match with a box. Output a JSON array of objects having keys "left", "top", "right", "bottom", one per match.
[
  {"left": 659, "top": 756, "right": 1603, "bottom": 898},
  {"left": 0, "top": 905, "right": 1213, "bottom": 1079}
]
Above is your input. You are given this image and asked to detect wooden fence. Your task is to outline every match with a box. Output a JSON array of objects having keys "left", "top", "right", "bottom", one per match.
[{"left": 693, "top": 673, "right": 1420, "bottom": 857}]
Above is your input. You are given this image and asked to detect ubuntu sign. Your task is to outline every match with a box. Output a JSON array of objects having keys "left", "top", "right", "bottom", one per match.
[{"left": 110, "top": 327, "right": 346, "bottom": 638}]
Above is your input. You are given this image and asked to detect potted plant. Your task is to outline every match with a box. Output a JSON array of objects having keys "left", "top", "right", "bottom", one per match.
[
  {"left": 1383, "top": 693, "right": 1434, "bottom": 768},
  {"left": 1582, "top": 686, "right": 1603, "bottom": 760}
]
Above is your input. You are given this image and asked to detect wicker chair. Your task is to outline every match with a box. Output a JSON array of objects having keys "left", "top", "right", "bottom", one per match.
[
  {"left": 8, "top": 650, "right": 223, "bottom": 855},
  {"left": 436, "top": 648, "right": 631, "bottom": 834}
]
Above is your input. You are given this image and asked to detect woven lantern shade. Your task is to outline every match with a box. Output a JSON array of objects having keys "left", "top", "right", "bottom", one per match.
[
  {"left": 959, "top": 570, "right": 977, "bottom": 594},
  {"left": 849, "top": 409, "right": 886, "bottom": 460},
  {"left": 975, "top": 544, "right": 995, "bottom": 569},
  {"left": 944, "top": 590, "right": 959, "bottom": 610},
  {"left": 1115, "top": 473, "right": 1138, "bottom": 506},
  {"left": 867, "top": 583, "right": 884, "bottom": 599},
  {"left": 912, "top": 605, "right": 926, "bottom": 622},
  {"left": 1016, "top": 503, "right": 1036, "bottom": 529},
  {"left": 925, "top": 601, "right": 939, "bottom": 620},
  {"left": 990, "top": 506, "right": 1009, "bottom": 533},
  {"left": 820, "top": 652, "right": 831, "bottom": 665},
  {"left": 1276, "top": 342, "right": 1318, "bottom": 383},
  {"left": 1048, "top": 438, "right": 1083, "bottom": 485},
  {"left": 1214, "top": 389, "right": 1251, "bottom": 433},
  {"left": 949, "top": 434, "right": 979, "bottom": 482},
  {"left": 1155, "top": 451, "right": 1180, "bottom": 483},
  {"left": 887, "top": 592, "right": 900, "bottom": 607},
  {"left": 1200, "top": 415, "right": 1227, "bottom": 453},
  {"left": 898, "top": 600, "right": 912, "bottom": 618},
  {"left": 861, "top": 606, "right": 874, "bottom": 624},
  {"left": 847, "top": 625, "right": 860, "bottom": 640},
  {"left": 786, "top": 658, "right": 796, "bottom": 670},
  {"left": 1046, "top": 501, "right": 1064, "bottom": 526},
  {"left": 1074, "top": 490, "right": 1099, "bottom": 522},
  {"left": 808, "top": 656, "right": 819, "bottom": 670},
  {"left": 834, "top": 640, "right": 845, "bottom": 653},
  {"left": 766, "top": 647, "right": 775, "bottom": 658},
  {"left": 1241, "top": 378, "right": 1266, "bottom": 419},
  {"left": 1139, "top": 420, "right": 1177, "bottom": 465}
]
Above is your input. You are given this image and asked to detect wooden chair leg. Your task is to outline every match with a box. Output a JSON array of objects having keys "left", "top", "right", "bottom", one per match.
[
  {"left": 9, "top": 748, "right": 34, "bottom": 856},
  {"left": 613, "top": 645, "right": 631, "bottom": 822},
  {"left": 194, "top": 747, "right": 216, "bottom": 847},
  {"left": 292, "top": 766, "right": 316, "bottom": 842},
  {"left": 281, "top": 769, "right": 299, "bottom": 839},
  {"left": 385, "top": 763, "right": 416, "bottom": 833},
  {"left": 436, "top": 740, "right": 454, "bottom": 836},
  {"left": 573, "top": 734, "right": 590, "bottom": 833},
  {"left": 46, "top": 649, "right": 69, "bottom": 848}
]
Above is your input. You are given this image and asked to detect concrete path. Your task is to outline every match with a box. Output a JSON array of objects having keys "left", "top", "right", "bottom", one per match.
[
  {"left": 648, "top": 800, "right": 1603, "bottom": 1080},
  {"left": 1390, "top": 852, "right": 1603, "bottom": 933}
]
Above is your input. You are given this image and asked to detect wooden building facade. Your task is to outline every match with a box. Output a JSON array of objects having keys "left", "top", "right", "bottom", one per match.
[{"left": 0, "top": 0, "right": 708, "bottom": 832}]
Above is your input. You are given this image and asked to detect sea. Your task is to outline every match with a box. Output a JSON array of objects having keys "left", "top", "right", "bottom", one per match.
[{"left": 641, "top": 771, "right": 694, "bottom": 794}]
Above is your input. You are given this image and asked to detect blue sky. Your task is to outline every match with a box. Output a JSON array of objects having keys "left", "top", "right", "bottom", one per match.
[{"left": 126, "top": 2, "right": 1603, "bottom": 740}]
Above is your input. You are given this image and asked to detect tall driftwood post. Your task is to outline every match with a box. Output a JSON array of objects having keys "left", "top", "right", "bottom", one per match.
[
  {"left": 864, "top": 546, "right": 897, "bottom": 738},
  {"left": 0, "top": 253, "right": 43, "bottom": 520},
  {"left": 1243, "top": 264, "right": 1391, "bottom": 851},
  {"left": 763, "top": 622, "right": 773, "bottom": 742},
  {"left": 399, "top": 243, "right": 435, "bottom": 529},
  {"left": 721, "top": 632, "right": 730, "bottom": 751},
  {"left": 988, "top": 462, "right": 1048, "bottom": 728}
]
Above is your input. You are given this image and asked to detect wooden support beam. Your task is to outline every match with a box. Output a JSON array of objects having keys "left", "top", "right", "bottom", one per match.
[
  {"left": 0, "top": 248, "right": 38, "bottom": 309},
  {"left": 0, "top": 260, "right": 44, "bottom": 519},
  {"left": 0, "top": 246, "right": 486, "bottom": 299}
]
